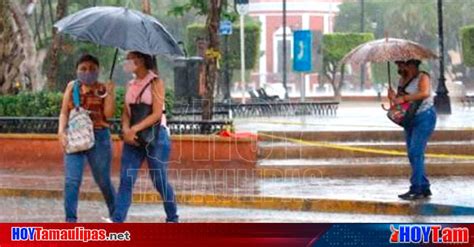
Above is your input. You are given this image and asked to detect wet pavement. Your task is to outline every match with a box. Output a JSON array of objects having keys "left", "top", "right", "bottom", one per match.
[
  {"left": 234, "top": 102, "right": 474, "bottom": 132},
  {"left": 2, "top": 196, "right": 474, "bottom": 223},
  {"left": 0, "top": 173, "right": 473, "bottom": 208}
]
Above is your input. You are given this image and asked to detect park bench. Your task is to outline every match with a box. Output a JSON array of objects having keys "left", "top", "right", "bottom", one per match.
[{"left": 462, "top": 94, "right": 474, "bottom": 108}]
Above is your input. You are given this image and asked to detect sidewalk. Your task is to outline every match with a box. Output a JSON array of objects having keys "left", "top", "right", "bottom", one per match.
[
  {"left": 1, "top": 172, "right": 473, "bottom": 216},
  {"left": 3, "top": 196, "right": 474, "bottom": 223}
]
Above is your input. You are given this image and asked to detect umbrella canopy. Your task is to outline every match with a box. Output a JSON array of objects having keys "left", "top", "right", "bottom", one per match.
[
  {"left": 341, "top": 38, "right": 437, "bottom": 67},
  {"left": 54, "top": 6, "right": 183, "bottom": 57}
]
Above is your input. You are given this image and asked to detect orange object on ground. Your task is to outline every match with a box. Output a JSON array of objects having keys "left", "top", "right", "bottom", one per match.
[{"left": 218, "top": 130, "right": 258, "bottom": 139}]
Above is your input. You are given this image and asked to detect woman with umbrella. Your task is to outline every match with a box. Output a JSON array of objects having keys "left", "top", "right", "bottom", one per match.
[
  {"left": 55, "top": 6, "right": 184, "bottom": 221},
  {"left": 342, "top": 38, "right": 438, "bottom": 200},
  {"left": 111, "top": 51, "right": 179, "bottom": 223},
  {"left": 389, "top": 59, "right": 437, "bottom": 200}
]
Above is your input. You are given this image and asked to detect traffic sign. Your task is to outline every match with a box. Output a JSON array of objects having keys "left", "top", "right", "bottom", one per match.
[{"left": 219, "top": 20, "right": 233, "bottom": 36}]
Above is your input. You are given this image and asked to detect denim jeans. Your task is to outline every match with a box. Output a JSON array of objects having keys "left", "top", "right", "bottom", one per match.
[
  {"left": 64, "top": 128, "right": 116, "bottom": 222},
  {"left": 112, "top": 126, "right": 178, "bottom": 223},
  {"left": 404, "top": 106, "right": 437, "bottom": 193}
]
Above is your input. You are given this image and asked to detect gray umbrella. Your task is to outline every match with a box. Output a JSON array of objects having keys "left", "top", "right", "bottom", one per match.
[{"left": 54, "top": 6, "right": 184, "bottom": 78}]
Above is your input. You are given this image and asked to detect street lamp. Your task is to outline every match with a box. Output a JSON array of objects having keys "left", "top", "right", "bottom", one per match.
[
  {"left": 360, "top": 0, "right": 365, "bottom": 92},
  {"left": 235, "top": 0, "right": 249, "bottom": 103},
  {"left": 282, "top": 0, "right": 289, "bottom": 100},
  {"left": 434, "top": 0, "right": 451, "bottom": 114}
]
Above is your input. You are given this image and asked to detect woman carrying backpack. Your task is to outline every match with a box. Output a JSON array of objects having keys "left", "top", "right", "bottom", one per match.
[
  {"left": 58, "top": 54, "right": 116, "bottom": 222},
  {"left": 111, "top": 51, "right": 178, "bottom": 223}
]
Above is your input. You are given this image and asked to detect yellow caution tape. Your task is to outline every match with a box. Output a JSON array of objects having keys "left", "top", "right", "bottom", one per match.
[
  {"left": 259, "top": 133, "right": 474, "bottom": 160},
  {"left": 252, "top": 119, "right": 474, "bottom": 131}
]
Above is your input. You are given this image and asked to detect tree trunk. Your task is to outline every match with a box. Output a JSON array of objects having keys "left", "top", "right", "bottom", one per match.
[
  {"left": 324, "top": 62, "right": 338, "bottom": 98},
  {"left": 46, "top": 0, "right": 67, "bottom": 91},
  {"left": 0, "top": 0, "right": 25, "bottom": 94},
  {"left": 0, "top": 0, "right": 41, "bottom": 94},
  {"left": 142, "top": 0, "right": 151, "bottom": 14},
  {"left": 10, "top": 1, "right": 45, "bottom": 91},
  {"left": 202, "top": 0, "right": 222, "bottom": 120},
  {"left": 335, "top": 64, "right": 346, "bottom": 101}
]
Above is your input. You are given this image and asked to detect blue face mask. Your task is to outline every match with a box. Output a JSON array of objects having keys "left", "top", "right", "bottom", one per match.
[{"left": 77, "top": 71, "right": 99, "bottom": 85}]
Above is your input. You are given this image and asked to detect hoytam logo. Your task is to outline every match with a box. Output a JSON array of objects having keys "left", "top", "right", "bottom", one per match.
[{"left": 390, "top": 224, "right": 469, "bottom": 244}]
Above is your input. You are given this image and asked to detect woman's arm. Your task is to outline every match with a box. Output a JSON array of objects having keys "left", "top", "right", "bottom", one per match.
[
  {"left": 130, "top": 78, "right": 164, "bottom": 132},
  {"left": 58, "top": 82, "right": 74, "bottom": 147},
  {"left": 103, "top": 81, "right": 115, "bottom": 119},
  {"left": 122, "top": 101, "right": 131, "bottom": 131},
  {"left": 121, "top": 97, "right": 139, "bottom": 146}
]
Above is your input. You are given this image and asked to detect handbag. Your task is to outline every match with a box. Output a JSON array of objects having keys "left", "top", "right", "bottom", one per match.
[
  {"left": 385, "top": 74, "right": 422, "bottom": 128},
  {"left": 129, "top": 78, "right": 160, "bottom": 147},
  {"left": 65, "top": 81, "right": 95, "bottom": 154}
]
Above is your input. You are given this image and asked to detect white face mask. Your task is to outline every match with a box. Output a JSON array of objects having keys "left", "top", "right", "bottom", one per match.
[{"left": 123, "top": 59, "right": 137, "bottom": 74}]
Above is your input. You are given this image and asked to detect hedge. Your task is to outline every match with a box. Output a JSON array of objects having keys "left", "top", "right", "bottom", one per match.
[
  {"left": 0, "top": 87, "right": 174, "bottom": 119},
  {"left": 322, "top": 32, "right": 375, "bottom": 65},
  {"left": 461, "top": 25, "right": 474, "bottom": 67}
]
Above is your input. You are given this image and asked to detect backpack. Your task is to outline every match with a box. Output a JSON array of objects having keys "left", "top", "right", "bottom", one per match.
[{"left": 65, "top": 81, "right": 95, "bottom": 154}]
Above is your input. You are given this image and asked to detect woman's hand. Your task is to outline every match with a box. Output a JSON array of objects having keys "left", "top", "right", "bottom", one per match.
[
  {"left": 122, "top": 127, "right": 139, "bottom": 146},
  {"left": 393, "top": 96, "right": 406, "bottom": 105},
  {"left": 105, "top": 80, "right": 115, "bottom": 95},
  {"left": 58, "top": 131, "right": 68, "bottom": 150},
  {"left": 388, "top": 88, "right": 396, "bottom": 101},
  {"left": 103, "top": 80, "right": 116, "bottom": 119}
]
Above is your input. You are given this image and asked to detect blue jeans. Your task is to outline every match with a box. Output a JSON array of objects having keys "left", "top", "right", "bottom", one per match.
[
  {"left": 404, "top": 107, "right": 437, "bottom": 193},
  {"left": 112, "top": 126, "right": 178, "bottom": 223},
  {"left": 64, "top": 128, "right": 116, "bottom": 222}
]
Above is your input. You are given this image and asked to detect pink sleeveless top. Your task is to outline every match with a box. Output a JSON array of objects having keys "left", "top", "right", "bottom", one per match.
[{"left": 125, "top": 70, "right": 167, "bottom": 126}]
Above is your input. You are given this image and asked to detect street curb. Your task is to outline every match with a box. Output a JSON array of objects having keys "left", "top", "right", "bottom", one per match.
[
  {"left": 1, "top": 187, "right": 474, "bottom": 216},
  {"left": 256, "top": 163, "right": 474, "bottom": 177}
]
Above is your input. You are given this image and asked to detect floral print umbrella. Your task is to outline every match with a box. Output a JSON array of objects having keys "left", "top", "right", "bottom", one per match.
[{"left": 341, "top": 38, "right": 437, "bottom": 67}]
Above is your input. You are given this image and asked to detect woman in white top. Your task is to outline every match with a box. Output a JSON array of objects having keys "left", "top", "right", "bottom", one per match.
[{"left": 388, "top": 59, "right": 437, "bottom": 200}]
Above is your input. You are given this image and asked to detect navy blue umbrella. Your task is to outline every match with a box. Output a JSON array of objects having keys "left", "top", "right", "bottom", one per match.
[{"left": 55, "top": 6, "right": 184, "bottom": 78}]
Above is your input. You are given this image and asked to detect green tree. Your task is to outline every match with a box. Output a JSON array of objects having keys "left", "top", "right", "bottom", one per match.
[
  {"left": 335, "top": 0, "right": 474, "bottom": 81},
  {"left": 322, "top": 32, "right": 374, "bottom": 98}
]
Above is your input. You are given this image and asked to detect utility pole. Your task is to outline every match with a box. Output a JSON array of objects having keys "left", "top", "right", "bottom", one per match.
[
  {"left": 434, "top": 0, "right": 451, "bottom": 114},
  {"left": 360, "top": 0, "right": 365, "bottom": 92},
  {"left": 282, "top": 0, "right": 289, "bottom": 99}
]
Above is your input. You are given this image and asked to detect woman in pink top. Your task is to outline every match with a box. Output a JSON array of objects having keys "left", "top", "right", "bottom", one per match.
[{"left": 112, "top": 51, "right": 178, "bottom": 223}]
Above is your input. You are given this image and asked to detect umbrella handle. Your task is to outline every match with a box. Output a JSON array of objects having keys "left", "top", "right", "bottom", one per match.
[
  {"left": 387, "top": 61, "right": 392, "bottom": 90},
  {"left": 109, "top": 48, "right": 119, "bottom": 80},
  {"left": 381, "top": 103, "right": 390, "bottom": 111}
]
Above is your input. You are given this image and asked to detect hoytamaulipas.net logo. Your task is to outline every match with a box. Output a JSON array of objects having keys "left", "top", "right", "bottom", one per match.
[
  {"left": 390, "top": 224, "right": 469, "bottom": 244},
  {"left": 11, "top": 226, "right": 131, "bottom": 242}
]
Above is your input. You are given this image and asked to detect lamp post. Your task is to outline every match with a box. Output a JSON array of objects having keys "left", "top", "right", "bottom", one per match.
[
  {"left": 360, "top": 0, "right": 365, "bottom": 92},
  {"left": 282, "top": 0, "right": 289, "bottom": 100},
  {"left": 235, "top": 0, "right": 249, "bottom": 103},
  {"left": 434, "top": 0, "right": 451, "bottom": 114}
]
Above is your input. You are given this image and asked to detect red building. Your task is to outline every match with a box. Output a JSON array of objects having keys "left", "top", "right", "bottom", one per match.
[{"left": 241, "top": 0, "right": 342, "bottom": 98}]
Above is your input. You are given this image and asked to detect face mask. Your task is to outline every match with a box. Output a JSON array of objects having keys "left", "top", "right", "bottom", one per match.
[
  {"left": 123, "top": 59, "right": 137, "bottom": 74},
  {"left": 77, "top": 71, "right": 99, "bottom": 85}
]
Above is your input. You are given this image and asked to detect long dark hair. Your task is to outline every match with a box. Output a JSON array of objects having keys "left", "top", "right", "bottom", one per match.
[{"left": 129, "top": 51, "right": 156, "bottom": 71}]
